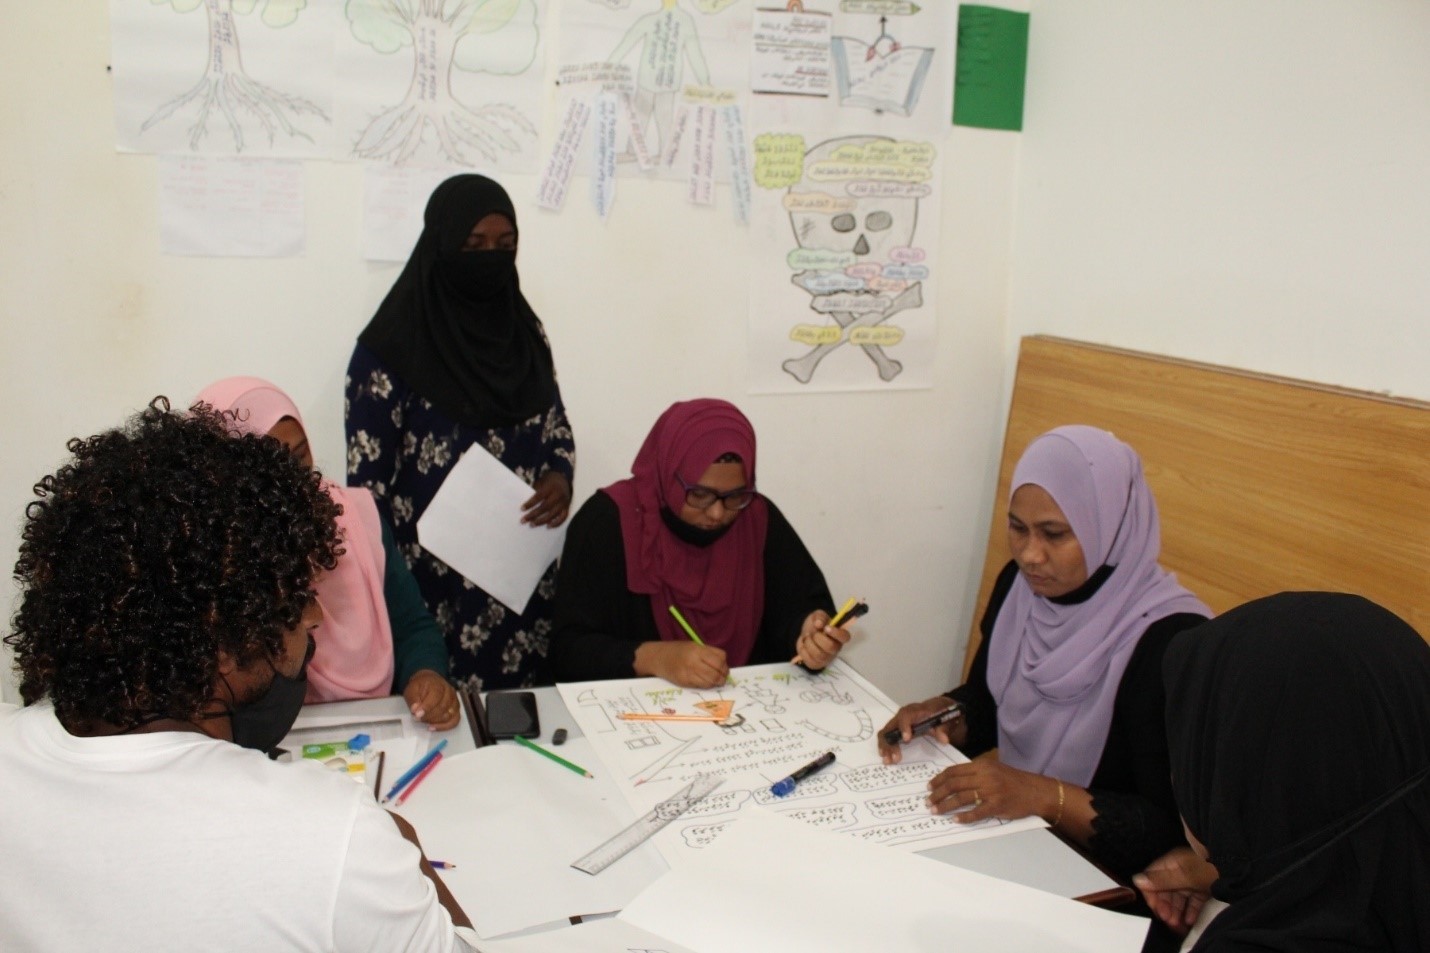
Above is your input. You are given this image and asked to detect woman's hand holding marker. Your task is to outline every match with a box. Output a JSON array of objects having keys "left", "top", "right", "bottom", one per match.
[{"left": 791, "top": 598, "right": 864, "bottom": 668}]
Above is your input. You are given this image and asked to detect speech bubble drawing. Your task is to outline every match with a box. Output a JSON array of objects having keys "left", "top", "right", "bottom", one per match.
[
  {"left": 882, "top": 264, "right": 929, "bottom": 281},
  {"left": 840, "top": 761, "right": 940, "bottom": 793},
  {"left": 754, "top": 134, "right": 806, "bottom": 189},
  {"left": 850, "top": 326, "right": 905, "bottom": 346},
  {"left": 888, "top": 246, "right": 926, "bottom": 263},
  {"left": 846, "top": 181, "right": 933, "bottom": 199},
  {"left": 679, "top": 821, "right": 732, "bottom": 849},
  {"left": 802, "top": 273, "right": 867, "bottom": 294},
  {"left": 811, "top": 293, "right": 890, "bottom": 315},
  {"left": 844, "top": 262, "right": 883, "bottom": 279},
  {"left": 866, "top": 276, "right": 909, "bottom": 295},
  {"left": 782, "top": 191, "right": 859, "bottom": 214},
  {"left": 789, "top": 325, "right": 844, "bottom": 346},
  {"left": 787, "top": 248, "right": 856, "bottom": 271}
]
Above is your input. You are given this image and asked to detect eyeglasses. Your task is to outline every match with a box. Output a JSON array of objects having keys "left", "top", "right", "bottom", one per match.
[{"left": 676, "top": 474, "right": 757, "bottom": 512}]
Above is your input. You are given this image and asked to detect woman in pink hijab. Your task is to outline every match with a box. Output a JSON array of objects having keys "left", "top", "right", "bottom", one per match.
[
  {"left": 550, "top": 399, "right": 851, "bottom": 688},
  {"left": 195, "top": 378, "right": 459, "bottom": 730},
  {"left": 879, "top": 426, "right": 1211, "bottom": 880}
]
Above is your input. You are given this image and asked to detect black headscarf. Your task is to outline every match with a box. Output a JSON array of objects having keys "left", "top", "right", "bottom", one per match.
[
  {"left": 359, "top": 174, "right": 556, "bottom": 429},
  {"left": 1165, "top": 592, "right": 1430, "bottom": 952}
]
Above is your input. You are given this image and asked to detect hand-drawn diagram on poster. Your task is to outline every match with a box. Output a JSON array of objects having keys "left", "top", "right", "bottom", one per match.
[
  {"left": 557, "top": 661, "right": 1043, "bottom": 867},
  {"left": 746, "top": 132, "right": 937, "bottom": 392},
  {"left": 546, "top": 0, "right": 751, "bottom": 217},
  {"left": 336, "top": 0, "right": 545, "bottom": 169},
  {"left": 831, "top": 13, "right": 934, "bottom": 116},
  {"left": 747, "top": 2, "right": 954, "bottom": 138},
  {"left": 110, "top": 0, "right": 336, "bottom": 156}
]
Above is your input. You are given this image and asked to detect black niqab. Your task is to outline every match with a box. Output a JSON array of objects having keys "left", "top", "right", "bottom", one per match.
[{"left": 359, "top": 174, "right": 556, "bottom": 429}]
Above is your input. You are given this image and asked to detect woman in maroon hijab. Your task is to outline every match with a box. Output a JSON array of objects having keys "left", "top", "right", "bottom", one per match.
[{"left": 550, "top": 399, "right": 850, "bottom": 688}]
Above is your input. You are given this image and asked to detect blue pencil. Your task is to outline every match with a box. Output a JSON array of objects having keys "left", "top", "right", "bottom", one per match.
[{"left": 381, "top": 739, "right": 448, "bottom": 803}]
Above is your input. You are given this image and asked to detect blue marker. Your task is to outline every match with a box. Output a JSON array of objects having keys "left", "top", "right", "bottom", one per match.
[{"left": 770, "top": 751, "right": 836, "bottom": 798}]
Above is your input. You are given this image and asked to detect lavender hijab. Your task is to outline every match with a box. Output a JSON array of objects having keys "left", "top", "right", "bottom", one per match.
[{"left": 985, "top": 426, "right": 1209, "bottom": 786}]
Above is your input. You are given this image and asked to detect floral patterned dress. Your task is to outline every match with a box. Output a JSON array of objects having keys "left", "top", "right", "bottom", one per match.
[{"left": 345, "top": 343, "right": 576, "bottom": 691}]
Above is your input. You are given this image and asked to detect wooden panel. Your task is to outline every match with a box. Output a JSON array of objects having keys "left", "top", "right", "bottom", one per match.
[{"left": 965, "top": 336, "right": 1430, "bottom": 677}]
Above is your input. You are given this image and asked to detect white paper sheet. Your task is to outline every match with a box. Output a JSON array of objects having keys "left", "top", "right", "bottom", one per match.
[
  {"left": 619, "top": 810, "right": 1149, "bottom": 953},
  {"left": 475, "top": 916, "right": 696, "bottom": 953},
  {"left": 363, "top": 165, "right": 463, "bottom": 262},
  {"left": 557, "top": 660, "right": 1043, "bottom": 868},
  {"left": 157, "top": 156, "right": 305, "bottom": 258},
  {"left": 392, "top": 743, "right": 668, "bottom": 939},
  {"left": 416, "top": 447, "right": 566, "bottom": 614}
]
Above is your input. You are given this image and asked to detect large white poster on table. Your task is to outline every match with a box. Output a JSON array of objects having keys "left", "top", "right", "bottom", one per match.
[
  {"left": 334, "top": 0, "right": 548, "bottom": 171},
  {"left": 111, "top": 0, "right": 337, "bottom": 157},
  {"left": 557, "top": 660, "right": 1042, "bottom": 868}
]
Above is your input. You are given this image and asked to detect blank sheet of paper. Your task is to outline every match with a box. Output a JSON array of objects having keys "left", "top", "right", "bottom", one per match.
[
  {"left": 416, "top": 447, "right": 566, "bottom": 614},
  {"left": 620, "top": 810, "right": 1148, "bottom": 953},
  {"left": 392, "top": 742, "right": 667, "bottom": 939}
]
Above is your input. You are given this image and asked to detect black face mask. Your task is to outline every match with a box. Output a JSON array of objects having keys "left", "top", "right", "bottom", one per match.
[
  {"left": 230, "top": 635, "right": 314, "bottom": 754},
  {"left": 438, "top": 249, "right": 517, "bottom": 302},
  {"left": 659, "top": 506, "right": 734, "bottom": 548}
]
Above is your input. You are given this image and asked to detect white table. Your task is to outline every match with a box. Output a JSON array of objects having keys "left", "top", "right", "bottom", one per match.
[{"left": 294, "top": 685, "right": 1123, "bottom": 903}]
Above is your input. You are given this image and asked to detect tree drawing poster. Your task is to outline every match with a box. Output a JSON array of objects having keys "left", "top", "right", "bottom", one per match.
[
  {"left": 556, "top": 660, "right": 1043, "bottom": 868},
  {"left": 333, "top": 0, "right": 548, "bottom": 171},
  {"left": 745, "top": 129, "right": 941, "bottom": 393},
  {"left": 111, "top": 0, "right": 549, "bottom": 171},
  {"left": 111, "top": 0, "right": 338, "bottom": 157}
]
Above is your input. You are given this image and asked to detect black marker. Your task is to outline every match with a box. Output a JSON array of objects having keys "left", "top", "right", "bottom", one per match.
[
  {"left": 881, "top": 703, "right": 964, "bottom": 747},
  {"left": 770, "top": 751, "right": 836, "bottom": 797}
]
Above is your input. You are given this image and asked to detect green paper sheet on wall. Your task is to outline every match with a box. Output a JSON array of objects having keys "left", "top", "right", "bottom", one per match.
[{"left": 954, "top": 5, "right": 1030, "bottom": 131}]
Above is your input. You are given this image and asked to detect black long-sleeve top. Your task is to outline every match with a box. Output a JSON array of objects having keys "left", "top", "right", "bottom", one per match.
[
  {"left": 949, "top": 560, "right": 1206, "bottom": 879},
  {"left": 549, "top": 491, "right": 836, "bottom": 681}
]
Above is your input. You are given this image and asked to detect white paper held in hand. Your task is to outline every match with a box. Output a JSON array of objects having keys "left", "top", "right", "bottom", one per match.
[{"left": 416, "top": 447, "right": 567, "bottom": 614}]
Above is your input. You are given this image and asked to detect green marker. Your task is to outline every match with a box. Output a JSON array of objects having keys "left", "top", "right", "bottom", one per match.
[{"left": 668, "top": 605, "right": 706, "bottom": 644}]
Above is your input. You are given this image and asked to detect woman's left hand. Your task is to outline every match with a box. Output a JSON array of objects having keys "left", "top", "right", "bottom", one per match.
[
  {"left": 926, "top": 754, "right": 1060, "bottom": 824},
  {"left": 404, "top": 670, "right": 461, "bottom": 731},
  {"left": 521, "top": 471, "right": 572, "bottom": 527},
  {"left": 790, "top": 610, "right": 851, "bottom": 670}
]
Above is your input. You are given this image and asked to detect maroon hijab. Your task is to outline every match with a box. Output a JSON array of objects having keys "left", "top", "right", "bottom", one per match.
[{"left": 602, "top": 400, "right": 769, "bottom": 665}]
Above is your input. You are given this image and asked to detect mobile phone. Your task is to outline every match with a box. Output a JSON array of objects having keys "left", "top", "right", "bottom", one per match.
[{"left": 486, "top": 690, "right": 540, "bottom": 740}]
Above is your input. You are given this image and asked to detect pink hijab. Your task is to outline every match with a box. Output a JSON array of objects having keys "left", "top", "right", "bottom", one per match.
[
  {"left": 985, "top": 426, "right": 1211, "bottom": 786},
  {"left": 194, "top": 377, "right": 395, "bottom": 703},
  {"left": 603, "top": 400, "right": 768, "bottom": 665}
]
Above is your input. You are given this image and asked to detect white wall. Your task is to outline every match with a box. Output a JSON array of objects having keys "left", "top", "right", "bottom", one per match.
[
  {"left": 0, "top": 3, "right": 1020, "bottom": 704},
  {"left": 1010, "top": 0, "right": 1430, "bottom": 401},
  {"left": 8, "top": 1, "right": 1425, "bottom": 708}
]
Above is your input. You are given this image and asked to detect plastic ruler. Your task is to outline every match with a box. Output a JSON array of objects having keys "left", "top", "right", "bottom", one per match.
[{"left": 570, "top": 774, "right": 723, "bottom": 875}]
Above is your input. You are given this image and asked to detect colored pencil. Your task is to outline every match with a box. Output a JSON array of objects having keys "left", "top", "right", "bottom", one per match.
[
  {"left": 514, "top": 733, "right": 593, "bottom": 778},
  {"left": 392, "top": 752, "right": 443, "bottom": 806},
  {"left": 381, "top": 738, "right": 447, "bottom": 803}
]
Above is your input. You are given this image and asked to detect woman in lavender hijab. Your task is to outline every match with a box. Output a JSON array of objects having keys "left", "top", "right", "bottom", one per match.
[{"left": 879, "top": 426, "right": 1211, "bottom": 879}]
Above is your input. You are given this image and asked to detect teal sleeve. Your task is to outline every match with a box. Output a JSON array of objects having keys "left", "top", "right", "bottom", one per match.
[{"left": 381, "top": 515, "right": 450, "bottom": 692}]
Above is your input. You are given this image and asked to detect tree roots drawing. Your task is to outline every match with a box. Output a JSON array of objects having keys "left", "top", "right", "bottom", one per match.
[
  {"left": 142, "top": 72, "right": 328, "bottom": 152},
  {"left": 353, "top": 99, "right": 536, "bottom": 166}
]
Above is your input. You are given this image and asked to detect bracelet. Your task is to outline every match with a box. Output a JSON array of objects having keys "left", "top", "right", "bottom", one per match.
[{"left": 1051, "top": 779, "right": 1066, "bottom": 828}]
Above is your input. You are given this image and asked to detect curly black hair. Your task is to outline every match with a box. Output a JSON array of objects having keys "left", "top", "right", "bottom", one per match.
[{"left": 6, "top": 398, "right": 341, "bottom": 733}]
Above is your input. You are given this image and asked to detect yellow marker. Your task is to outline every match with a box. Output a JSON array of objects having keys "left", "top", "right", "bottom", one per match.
[{"left": 828, "top": 596, "right": 859, "bottom": 629}]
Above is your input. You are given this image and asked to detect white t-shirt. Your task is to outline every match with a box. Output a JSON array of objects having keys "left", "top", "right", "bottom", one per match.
[{"left": 0, "top": 703, "right": 478, "bottom": 953}]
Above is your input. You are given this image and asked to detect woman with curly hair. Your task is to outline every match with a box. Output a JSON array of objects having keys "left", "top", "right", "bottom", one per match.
[
  {"left": 0, "top": 400, "right": 478, "bottom": 952},
  {"left": 197, "top": 376, "right": 460, "bottom": 731}
]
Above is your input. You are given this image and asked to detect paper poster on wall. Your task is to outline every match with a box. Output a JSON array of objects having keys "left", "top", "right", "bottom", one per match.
[
  {"left": 110, "top": 0, "right": 336, "bottom": 157},
  {"left": 746, "top": 1, "right": 955, "bottom": 138},
  {"left": 746, "top": 130, "right": 939, "bottom": 392},
  {"left": 363, "top": 166, "right": 465, "bottom": 262},
  {"left": 334, "top": 0, "right": 548, "bottom": 171},
  {"left": 545, "top": 0, "right": 752, "bottom": 217},
  {"left": 157, "top": 156, "right": 305, "bottom": 257}
]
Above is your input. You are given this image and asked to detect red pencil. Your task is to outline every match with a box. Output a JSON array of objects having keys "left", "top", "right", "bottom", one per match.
[{"left": 393, "top": 752, "right": 444, "bottom": 806}]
